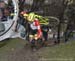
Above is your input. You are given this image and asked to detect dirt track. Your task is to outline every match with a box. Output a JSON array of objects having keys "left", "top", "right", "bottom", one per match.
[
  {"left": 0, "top": 38, "right": 55, "bottom": 61},
  {"left": 1, "top": 45, "right": 41, "bottom": 61}
]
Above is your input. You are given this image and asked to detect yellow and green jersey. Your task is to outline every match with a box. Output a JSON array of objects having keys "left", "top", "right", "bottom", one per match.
[{"left": 27, "top": 12, "right": 49, "bottom": 25}]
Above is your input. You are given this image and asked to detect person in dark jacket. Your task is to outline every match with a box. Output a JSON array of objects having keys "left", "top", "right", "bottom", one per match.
[{"left": 0, "top": 9, "right": 7, "bottom": 21}]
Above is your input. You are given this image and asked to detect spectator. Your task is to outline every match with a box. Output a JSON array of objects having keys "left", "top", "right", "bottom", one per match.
[
  {"left": 0, "top": 9, "right": 7, "bottom": 21},
  {"left": 4, "top": 8, "right": 10, "bottom": 18},
  {"left": 0, "top": 9, "right": 3, "bottom": 21},
  {"left": 0, "top": 1, "right": 6, "bottom": 9}
]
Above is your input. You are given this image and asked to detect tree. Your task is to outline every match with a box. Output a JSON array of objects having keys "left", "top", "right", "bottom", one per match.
[
  {"left": 31, "top": 0, "right": 45, "bottom": 12},
  {"left": 57, "top": 0, "right": 69, "bottom": 43},
  {"left": 19, "top": 0, "right": 26, "bottom": 12},
  {"left": 64, "top": 3, "right": 75, "bottom": 42}
]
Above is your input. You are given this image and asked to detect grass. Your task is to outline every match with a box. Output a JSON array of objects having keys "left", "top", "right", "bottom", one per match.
[
  {"left": 37, "top": 40, "right": 75, "bottom": 61},
  {"left": 0, "top": 38, "right": 75, "bottom": 61},
  {"left": 0, "top": 38, "right": 26, "bottom": 59}
]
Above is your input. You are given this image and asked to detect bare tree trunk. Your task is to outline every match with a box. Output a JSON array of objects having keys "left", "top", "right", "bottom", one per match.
[
  {"left": 19, "top": 0, "right": 25, "bottom": 12},
  {"left": 31, "top": 0, "right": 44, "bottom": 12},
  {"left": 57, "top": 0, "right": 68, "bottom": 44}
]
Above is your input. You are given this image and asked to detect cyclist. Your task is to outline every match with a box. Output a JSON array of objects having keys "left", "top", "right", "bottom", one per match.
[
  {"left": 21, "top": 12, "right": 42, "bottom": 38},
  {"left": 20, "top": 11, "right": 49, "bottom": 47}
]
